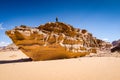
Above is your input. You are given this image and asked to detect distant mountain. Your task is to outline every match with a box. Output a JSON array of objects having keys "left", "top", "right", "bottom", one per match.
[
  {"left": 112, "top": 39, "right": 120, "bottom": 46},
  {"left": 111, "top": 39, "right": 120, "bottom": 52},
  {"left": 0, "top": 43, "right": 18, "bottom": 51}
]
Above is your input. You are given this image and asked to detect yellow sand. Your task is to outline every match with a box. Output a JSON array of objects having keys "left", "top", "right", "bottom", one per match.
[{"left": 0, "top": 51, "right": 120, "bottom": 80}]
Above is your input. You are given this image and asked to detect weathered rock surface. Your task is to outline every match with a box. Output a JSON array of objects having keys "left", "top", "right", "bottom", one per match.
[{"left": 6, "top": 22, "right": 112, "bottom": 60}]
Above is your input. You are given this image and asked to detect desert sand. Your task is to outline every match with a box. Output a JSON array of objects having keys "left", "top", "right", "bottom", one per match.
[{"left": 0, "top": 51, "right": 120, "bottom": 80}]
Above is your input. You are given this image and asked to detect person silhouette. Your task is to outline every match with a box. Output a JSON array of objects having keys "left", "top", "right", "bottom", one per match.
[{"left": 56, "top": 17, "right": 58, "bottom": 22}]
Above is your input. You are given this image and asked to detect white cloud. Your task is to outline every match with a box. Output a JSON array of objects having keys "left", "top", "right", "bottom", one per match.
[
  {"left": 0, "top": 23, "right": 6, "bottom": 30},
  {"left": 0, "top": 41, "right": 10, "bottom": 47},
  {"left": 102, "top": 38, "right": 109, "bottom": 42}
]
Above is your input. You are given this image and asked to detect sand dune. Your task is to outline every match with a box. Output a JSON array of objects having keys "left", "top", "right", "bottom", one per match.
[{"left": 0, "top": 51, "right": 120, "bottom": 80}]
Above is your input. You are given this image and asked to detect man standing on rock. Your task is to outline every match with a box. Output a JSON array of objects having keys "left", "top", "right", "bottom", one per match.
[{"left": 56, "top": 17, "right": 58, "bottom": 22}]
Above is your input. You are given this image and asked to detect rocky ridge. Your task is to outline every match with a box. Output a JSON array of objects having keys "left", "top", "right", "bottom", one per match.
[
  {"left": 0, "top": 43, "right": 18, "bottom": 52},
  {"left": 112, "top": 39, "right": 120, "bottom": 46},
  {"left": 6, "top": 22, "right": 112, "bottom": 60},
  {"left": 111, "top": 39, "right": 120, "bottom": 52}
]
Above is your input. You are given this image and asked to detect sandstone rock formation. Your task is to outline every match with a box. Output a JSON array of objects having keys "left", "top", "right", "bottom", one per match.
[{"left": 6, "top": 22, "right": 111, "bottom": 61}]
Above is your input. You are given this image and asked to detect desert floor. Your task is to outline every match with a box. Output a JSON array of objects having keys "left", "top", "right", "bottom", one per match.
[{"left": 0, "top": 50, "right": 120, "bottom": 80}]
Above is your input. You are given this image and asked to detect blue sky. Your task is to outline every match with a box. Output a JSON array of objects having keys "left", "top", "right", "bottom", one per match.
[{"left": 0, "top": 0, "right": 120, "bottom": 46}]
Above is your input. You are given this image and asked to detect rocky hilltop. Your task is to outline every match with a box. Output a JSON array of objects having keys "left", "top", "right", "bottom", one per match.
[{"left": 6, "top": 22, "right": 112, "bottom": 61}]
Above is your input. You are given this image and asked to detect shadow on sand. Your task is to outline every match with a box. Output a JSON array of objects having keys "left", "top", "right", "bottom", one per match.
[{"left": 0, "top": 58, "right": 32, "bottom": 64}]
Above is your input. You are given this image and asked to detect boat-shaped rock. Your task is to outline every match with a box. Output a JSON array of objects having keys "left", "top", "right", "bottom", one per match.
[{"left": 6, "top": 22, "right": 111, "bottom": 61}]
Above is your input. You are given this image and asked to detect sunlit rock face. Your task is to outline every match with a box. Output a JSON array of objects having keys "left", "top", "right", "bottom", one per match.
[{"left": 6, "top": 22, "right": 111, "bottom": 61}]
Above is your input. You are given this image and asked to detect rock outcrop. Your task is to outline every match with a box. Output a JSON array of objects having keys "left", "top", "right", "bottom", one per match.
[
  {"left": 6, "top": 22, "right": 111, "bottom": 61},
  {"left": 111, "top": 39, "right": 120, "bottom": 52},
  {"left": 112, "top": 39, "right": 120, "bottom": 46}
]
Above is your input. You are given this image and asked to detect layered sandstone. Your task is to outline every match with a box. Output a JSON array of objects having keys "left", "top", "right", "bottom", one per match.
[{"left": 6, "top": 22, "right": 111, "bottom": 60}]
